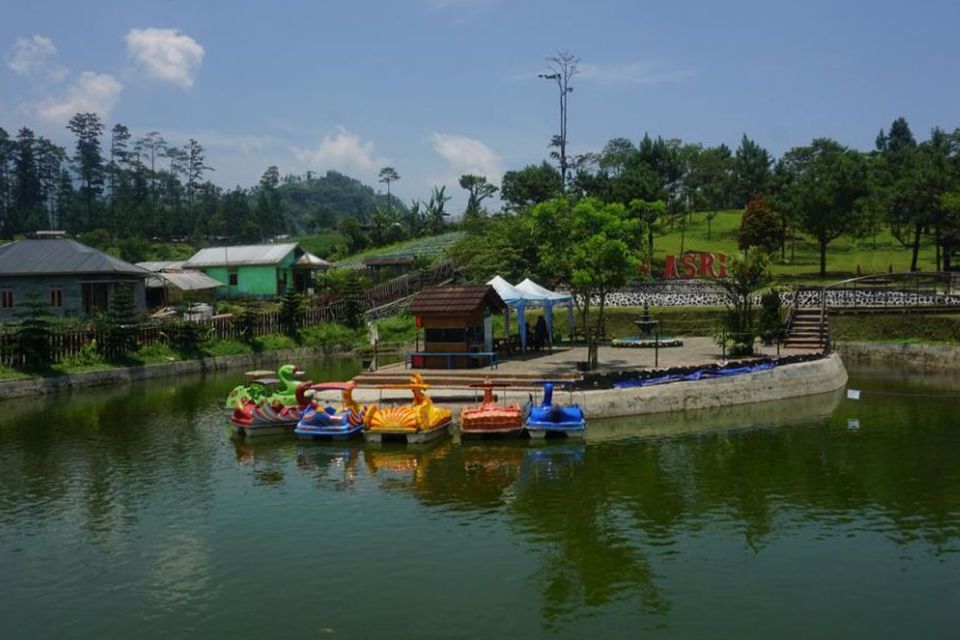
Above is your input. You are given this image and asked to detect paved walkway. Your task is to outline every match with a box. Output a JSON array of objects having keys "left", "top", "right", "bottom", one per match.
[{"left": 377, "top": 337, "right": 814, "bottom": 377}]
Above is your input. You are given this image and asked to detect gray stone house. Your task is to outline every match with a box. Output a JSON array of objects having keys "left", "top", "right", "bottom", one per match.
[{"left": 0, "top": 236, "right": 149, "bottom": 320}]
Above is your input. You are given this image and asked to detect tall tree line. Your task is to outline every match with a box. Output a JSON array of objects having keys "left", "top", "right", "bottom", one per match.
[
  {"left": 493, "top": 119, "right": 960, "bottom": 276},
  {"left": 0, "top": 112, "right": 289, "bottom": 244}
]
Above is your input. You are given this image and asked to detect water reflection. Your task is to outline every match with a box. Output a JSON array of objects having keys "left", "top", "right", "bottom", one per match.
[{"left": 1, "top": 364, "right": 959, "bottom": 637}]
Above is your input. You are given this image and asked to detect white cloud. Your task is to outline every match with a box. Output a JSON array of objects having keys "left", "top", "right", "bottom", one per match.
[
  {"left": 578, "top": 61, "right": 694, "bottom": 86},
  {"left": 35, "top": 72, "right": 123, "bottom": 122},
  {"left": 126, "top": 28, "right": 204, "bottom": 88},
  {"left": 292, "top": 127, "right": 382, "bottom": 173},
  {"left": 429, "top": 132, "right": 502, "bottom": 183},
  {"left": 7, "top": 34, "right": 67, "bottom": 80}
]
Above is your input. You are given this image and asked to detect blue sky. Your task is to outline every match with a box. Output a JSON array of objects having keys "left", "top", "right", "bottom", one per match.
[{"left": 2, "top": 0, "right": 959, "bottom": 210}]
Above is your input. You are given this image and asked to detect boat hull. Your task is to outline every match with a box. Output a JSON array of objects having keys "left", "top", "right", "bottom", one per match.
[
  {"left": 295, "top": 423, "right": 364, "bottom": 441},
  {"left": 525, "top": 423, "right": 586, "bottom": 439},
  {"left": 363, "top": 419, "right": 451, "bottom": 444}
]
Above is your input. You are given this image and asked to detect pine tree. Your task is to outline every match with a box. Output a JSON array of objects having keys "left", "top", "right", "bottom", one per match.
[
  {"left": 14, "top": 291, "right": 54, "bottom": 370},
  {"left": 279, "top": 287, "right": 302, "bottom": 338},
  {"left": 100, "top": 285, "right": 140, "bottom": 360}
]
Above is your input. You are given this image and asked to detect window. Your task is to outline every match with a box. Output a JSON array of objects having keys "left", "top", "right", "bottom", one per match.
[
  {"left": 49, "top": 286, "right": 63, "bottom": 308},
  {"left": 228, "top": 270, "right": 238, "bottom": 286},
  {"left": 1, "top": 289, "right": 12, "bottom": 309},
  {"left": 424, "top": 327, "right": 466, "bottom": 343}
]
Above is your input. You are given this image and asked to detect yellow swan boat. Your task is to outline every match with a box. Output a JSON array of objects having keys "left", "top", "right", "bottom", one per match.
[{"left": 363, "top": 374, "right": 452, "bottom": 444}]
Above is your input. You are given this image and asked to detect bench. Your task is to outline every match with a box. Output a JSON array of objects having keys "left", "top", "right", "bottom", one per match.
[{"left": 405, "top": 351, "right": 498, "bottom": 370}]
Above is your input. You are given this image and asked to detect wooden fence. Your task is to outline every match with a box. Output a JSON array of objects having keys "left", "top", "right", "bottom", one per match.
[{"left": 0, "top": 262, "right": 458, "bottom": 368}]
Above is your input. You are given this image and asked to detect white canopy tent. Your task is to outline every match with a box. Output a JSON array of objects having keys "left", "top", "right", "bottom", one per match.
[
  {"left": 487, "top": 275, "right": 543, "bottom": 351},
  {"left": 514, "top": 278, "right": 576, "bottom": 347},
  {"left": 487, "top": 276, "right": 574, "bottom": 351}
]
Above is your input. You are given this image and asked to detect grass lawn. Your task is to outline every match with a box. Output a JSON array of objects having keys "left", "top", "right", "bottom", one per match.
[
  {"left": 654, "top": 210, "right": 939, "bottom": 284},
  {"left": 830, "top": 312, "right": 960, "bottom": 344}
]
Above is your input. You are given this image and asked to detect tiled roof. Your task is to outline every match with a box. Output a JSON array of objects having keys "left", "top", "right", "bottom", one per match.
[
  {"left": 407, "top": 285, "right": 506, "bottom": 315},
  {"left": 183, "top": 243, "right": 298, "bottom": 268},
  {"left": 0, "top": 238, "right": 149, "bottom": 277}
]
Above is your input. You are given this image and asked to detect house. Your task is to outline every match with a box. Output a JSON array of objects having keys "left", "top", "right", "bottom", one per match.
[
  {"left": 183, "top": 243, "right": 330, "bottom": 298},
  {"left": 136, "top": 261, "right": 223, "bottom": 307},
  {"left": 362, "top": 254, "right": 415, "bottom": 276},
  {"left": 0, "top": 235, "right": 149, "bottom": 320},
  {"left": 407, "top": 284, "right": 506, "bottom": 369}
]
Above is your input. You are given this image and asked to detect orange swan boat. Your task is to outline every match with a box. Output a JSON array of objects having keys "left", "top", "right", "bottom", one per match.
[
  {"left": 363, "top": 373, "right": 452, "bottom": 444},
  {"left": 459, "top": 380, "right": 526, "bottom": 438}
]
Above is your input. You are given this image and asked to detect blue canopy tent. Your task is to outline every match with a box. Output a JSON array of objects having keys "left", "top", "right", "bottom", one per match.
[
  {"left": 514, "top": 278, "right": 575, "bottom": 347},
  {"left": 487, "top": 275, "right": 546, "bottom": 352}
]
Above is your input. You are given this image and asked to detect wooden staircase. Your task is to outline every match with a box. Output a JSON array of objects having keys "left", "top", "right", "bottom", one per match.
[{"left": 784, "top": 307, "right": 828, "bottom": 350}]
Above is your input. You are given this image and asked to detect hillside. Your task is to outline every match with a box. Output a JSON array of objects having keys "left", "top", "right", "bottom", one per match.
[
  {"left": 276, "top": 171, "right": 406, "bottom": 232},
  {"left": 653, "top": 210, "right": 939, "bottom": 283},
  {"left": 334, "top": 232, "right": 467, "bottom": 267}
]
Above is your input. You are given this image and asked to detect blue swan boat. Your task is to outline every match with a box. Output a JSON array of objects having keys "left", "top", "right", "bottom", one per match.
[
  {"left": 525, "top": 382, "right": 586, "bottom": 439},
  {"left": 295, "top": 382, "right": 366, "bottom": 441}
]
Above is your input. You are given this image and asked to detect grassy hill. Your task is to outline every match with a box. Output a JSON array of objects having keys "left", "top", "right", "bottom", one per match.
[
  {"left": 333, "top": 232, "right": 467, "bottom": 267},
  {"left": 276, "top": 170, "right": 403, "bottom": 232},
  {"left": 654, "top": 210, "right": 939, "bottom": 283}
]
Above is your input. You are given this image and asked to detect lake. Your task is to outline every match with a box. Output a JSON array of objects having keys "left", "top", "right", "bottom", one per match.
[{"left": 1, "top": 359, "right": 957, "bottom": 639}]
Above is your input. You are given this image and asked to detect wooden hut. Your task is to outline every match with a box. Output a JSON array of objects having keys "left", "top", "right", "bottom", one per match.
[{"left": 406, "top": 285, "right": 506, "bottom": 369}]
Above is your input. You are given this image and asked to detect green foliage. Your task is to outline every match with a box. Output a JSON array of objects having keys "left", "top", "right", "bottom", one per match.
[
  {"left": 99, "top": 285, "right": 140, "bottom": 360},
  {"left": 501, "top": 162, "right": 562, "bottom": 210},
  {"left": 132, "top": 343, "right": 179, "bottom": 364},
  {"left": 235, "top": 304, "right": 260, "bottom": 344},
  {"left": 203, "top": 339, "right": 252, "bottom": 357},
  {"left": 831, "top": 313, "right": 960, "bottom": 344},
  {"left": 276, "top": 170, "right": 406, "bottom": 234},
  {"left": 715, "top": 252, "right": 771, "bottom": 355},
  {"left": 279, "top": 288, "right": 303, "bottom": 338},
  {"left": 758, "top": 290, "right": 783, "bottom": 345},
  {"left": 376, "top": 313, "right": 417, "bottom": 344},
  {"left": 257, "top": 333, "right": 298, "bottom": 351},
  {"left": 13, "top": 291, "right": 54, "bottom": 370},
  {"left": 334, "top": 231, "right": 465, "bottom": 267},
  {"left": 163, "top": 320, "right": 213, "bottom": 355},
  {"left": 300, "top": 323, "right": 364, "bottom": 350},
  {"left": 341, "top": 271, "right": 365, "bottom": 329}
]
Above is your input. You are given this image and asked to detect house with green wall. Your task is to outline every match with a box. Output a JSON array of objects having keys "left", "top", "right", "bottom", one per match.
[{"left": 183, "top": 243, "right": 330, "bottom": 299}]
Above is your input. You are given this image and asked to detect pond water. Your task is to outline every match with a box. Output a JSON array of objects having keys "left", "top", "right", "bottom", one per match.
[{"left": 1, "top": 359, "right": 958, "bottom": 639}]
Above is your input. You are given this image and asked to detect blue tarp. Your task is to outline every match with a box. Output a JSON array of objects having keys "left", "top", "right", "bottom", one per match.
[{"left": 613, "top": 361, "right": 776, "bottom": 389}]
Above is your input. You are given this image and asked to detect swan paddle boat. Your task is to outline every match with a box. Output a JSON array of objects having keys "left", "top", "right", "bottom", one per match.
[
  {"left": 460, "top": 379, "right": 527, "bottom": 438},
  {"left": 294, "top": 381, "right": 367, "bottom": 441},
  {"left": 225, "top": 364, "right": 305, "bottom": 414},
  {"left": 363, "top": 373, "right": 452, "bottom": 444},
  {"left": 525, "top": 381, "right": 586, "bottom": 439},
  {"left": 229, "top": 366, "right": 313, "bottom": 437}
]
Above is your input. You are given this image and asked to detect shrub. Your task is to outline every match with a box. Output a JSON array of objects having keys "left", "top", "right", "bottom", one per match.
[
  {"left": 279, "top": 288, "right": 303, "bottom": 338},
  {"left": 100, "top": 285, "right": 140, "bottom": 360},
  {"left": 758, "top": 290, "right": 783, "bottom": 345},
  {"left": 164, "top": 320, "right": 212, "bottom": 355},
  {"left": 301, "top": 323, "right": 363, "bottom": 351},
  {"left": 14, "top": 291, "right": 54, "bottom": 370}
]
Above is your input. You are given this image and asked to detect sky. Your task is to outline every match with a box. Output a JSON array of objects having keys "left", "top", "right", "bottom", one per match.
[{"left": 2, "top": 0, "right": 959, "bottom": 211}]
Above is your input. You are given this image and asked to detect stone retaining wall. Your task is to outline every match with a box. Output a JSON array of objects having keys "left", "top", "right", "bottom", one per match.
[
  {"left": 575, "top": 353, "right": 848, "bottom": 419},
  {"left": 834, "top": 342, "right": 960, "bottom": 372},
  {"left": 0, "top": 346, "right": 352, "bottom": 402}
]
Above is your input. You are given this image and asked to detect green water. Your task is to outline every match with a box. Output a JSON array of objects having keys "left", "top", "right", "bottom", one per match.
[{"left": 1, "top": 360, "right": 958, "bottom": 639}]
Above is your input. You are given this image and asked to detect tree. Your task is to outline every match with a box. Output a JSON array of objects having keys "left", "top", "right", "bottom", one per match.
[
  {"left": 279, "top": 287, "right": 303, "bottom": 338},
  {"left": 873, "top": 117, "right": 926, "bottom": 270},
  {"left": 715, "top": 252, "right": 771, "bottom": 356},
  {"left": 540, "top": 51, "right": 578, "bottom": 188},
  {"left": 775, "top": 139, "right": 868, "bottom": 277},
  {"left": 14, "top": 291, "right": 54, "bottom": 370},
  {"left": 533, "top": 197, "right": 645, "bottom": 369},
  {"left": 256, "top": 165, "right": 284, "bottom": 237},
  {"left": 67, "top": 113, "right": 105, "bottom": 230},
  {"left": 500, "top": 162, "right": 562, "bottom": 210},
  {"left": 185, "top": 138, "right": 212, "bottom": 229},
  {"left": 378, "top": 166, "right": 400, "bottom": 219},
  {"left": 10, "top": 128, "right": 42, "bottom": 236},
  {"left": 0, "top": 128, "right": 13, "bottom": 234},
  {"left": 459, "top": 174, "right": 498, "bottom": 225},
  {"left": 628, "top": 199, "right": 667, "bottom": 258},
  {"left": 100, "top": 285, "right": 140, "bottom": 360},
  {"left": 733, "top": 134, "right": 772, "bottom": 206},
  {"left": 425, "top": 186, "right": 451, "bottom": 234},
  {"left": 738, "top": 196, "right": 783, "bottom": 255},
  {"left": 599, "top": 137, "right": 636, "bottom": 178}
]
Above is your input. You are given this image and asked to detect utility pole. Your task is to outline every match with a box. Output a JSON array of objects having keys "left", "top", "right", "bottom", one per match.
[{"left": 539, "top": 51, "right": 578, "bottom": 190}]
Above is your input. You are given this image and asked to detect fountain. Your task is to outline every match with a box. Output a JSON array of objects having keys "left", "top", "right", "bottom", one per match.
[{"left": 611, "top": 301, "right": 684, "bottom": 348}]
